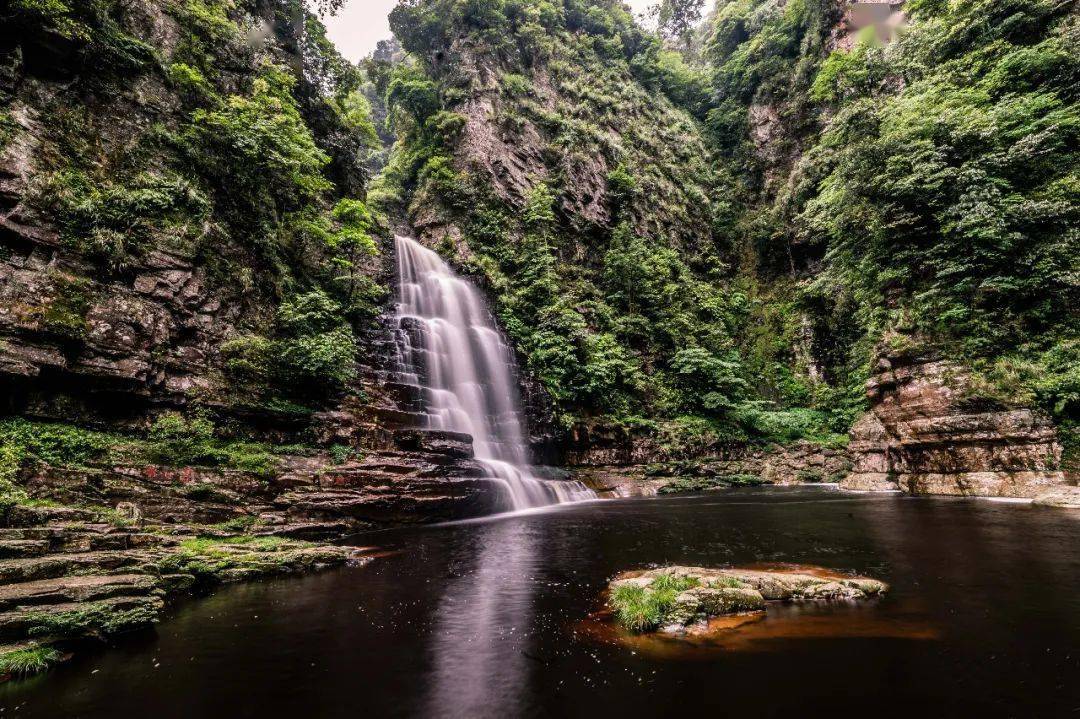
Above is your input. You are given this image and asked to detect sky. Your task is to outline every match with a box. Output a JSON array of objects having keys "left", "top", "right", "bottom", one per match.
[{"left": 323, "top": 0, "right": 656, "bottom": 62}]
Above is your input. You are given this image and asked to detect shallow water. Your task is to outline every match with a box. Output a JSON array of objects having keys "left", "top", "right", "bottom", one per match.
[{"left": 5, "top": 487, "right": 1080, "bottom": 718}]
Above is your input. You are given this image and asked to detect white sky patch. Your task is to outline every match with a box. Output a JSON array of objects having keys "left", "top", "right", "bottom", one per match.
[{"left": 322, "top": 0, "right": 657, "bottom": 62}]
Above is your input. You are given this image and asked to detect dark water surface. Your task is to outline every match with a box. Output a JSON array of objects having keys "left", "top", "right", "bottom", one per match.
[{"left": 5, "top": 487, "right": 1080, "bottom": 718}]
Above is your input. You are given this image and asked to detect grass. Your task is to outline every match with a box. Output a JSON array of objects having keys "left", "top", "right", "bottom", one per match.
[
  {"left": 182, "top": 535, "right": 303, "bottom": 552},
  {"left": 211, "top": 515, "right": 260, "bottom": 532},
  {"left": 24, "top": 601, "right": 159, "bottom": 637},
  {"left": 0, "top": 646, "right": 63, "bottom": 678},
  {"left": 708, "top": 576, "right": 746, "bottom": 589},
  {"left": 609, "top": 574, "right": 700, "bottom": 632}
]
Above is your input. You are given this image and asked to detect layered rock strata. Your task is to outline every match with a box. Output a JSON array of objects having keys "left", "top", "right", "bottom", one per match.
[
  {"left": 0, "top": 502, "right": 364, "bottom": 682},
  {"left": 843, "top": 351, "right": 1068, "bottom": 497}
]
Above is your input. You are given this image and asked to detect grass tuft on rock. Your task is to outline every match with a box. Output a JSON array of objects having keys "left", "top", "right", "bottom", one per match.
[
  {"left": 610, "top": 574, "right": 700, "bottom": 632},
  {"left": 0, "top": 646, "right": 64, "bottom": 679}
]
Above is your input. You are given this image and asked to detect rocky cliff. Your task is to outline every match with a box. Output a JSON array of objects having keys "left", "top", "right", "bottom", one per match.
[
  {"left": 0, "top": 0, "right": 517, "bottom": 527},
  {"left": 843, "top": 348, "right": 1069, "bottom": 497}
]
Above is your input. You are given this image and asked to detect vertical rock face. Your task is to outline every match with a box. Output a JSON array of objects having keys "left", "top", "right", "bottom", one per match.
[{"left": 843, "top": 351, "right": 1068, "bottom": 497}]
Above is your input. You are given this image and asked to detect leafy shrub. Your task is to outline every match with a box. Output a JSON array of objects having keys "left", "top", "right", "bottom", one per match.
[
  {"left": 276, "top": 291, "right": 357, "bottom": 389},
  {"left": 329, "top": 443, "right": 358, "bottom": 465},
  {"left": 184, "top": 63, "right": 331, "bottom": 248},
  {"left": 48, "top": 170, "right": 210, "bottom": 271},
  {"left": 0, "top": 418, "right": 112, "bottom": 468},
  {"left": 147, "top": 412, "right": 216, "bottom": 466},
  {"left": 734, "top": 406, "right": 849, "bottom": 447},
  {"left": 167, "top": 62, "right": 211, "bottom": 99},
  {"left": 277, "top": 326, "right": 357, "bottom": 387},
  {"left": 671, "top": 347, "right": 748, "bottom": 413}
]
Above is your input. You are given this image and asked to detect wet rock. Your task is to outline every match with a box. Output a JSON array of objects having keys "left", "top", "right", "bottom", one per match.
[
  {"left": 1032, "top": 486, "right": 1080, "bottom": 509},
  {"left": 393, "top": 429, "right": 474, "bottom": 459}
]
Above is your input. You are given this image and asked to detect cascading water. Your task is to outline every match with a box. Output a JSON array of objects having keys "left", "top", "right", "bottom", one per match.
[{"left": 392, "top": 235, "right": 595, "bottom": 511}]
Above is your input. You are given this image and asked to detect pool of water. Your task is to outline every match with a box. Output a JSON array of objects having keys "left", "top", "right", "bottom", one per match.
[{"left": 5, "top": 487, "right": 1080, "bottom": 718}]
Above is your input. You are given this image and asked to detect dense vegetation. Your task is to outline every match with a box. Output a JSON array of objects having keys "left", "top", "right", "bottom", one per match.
[
  {"left": 376, "top": 0, "right": 1077, "bottom": 451},
  {"left": 3, "top": 0, "right": 387, "bottom": 412},
  {"left": 376, "top": 0, "right": 838, "bottom": 444},
  {"left": 1, "top": 0, "right": 1075, "bottom": 464},
  {"left": 708, "top": 0, "right": 1078, "bottom": 444}
]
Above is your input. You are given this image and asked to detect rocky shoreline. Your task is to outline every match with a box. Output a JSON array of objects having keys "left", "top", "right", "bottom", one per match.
[{"left": 0, "top": 500, "right": 367, "bottom": 682}]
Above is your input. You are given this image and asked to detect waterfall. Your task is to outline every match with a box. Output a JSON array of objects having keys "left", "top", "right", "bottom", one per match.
[{"left": 392, "top": 235, "right": 595, "bottom": 511}]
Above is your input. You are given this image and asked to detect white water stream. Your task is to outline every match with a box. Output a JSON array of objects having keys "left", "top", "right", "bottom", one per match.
[{"left": 392, "top": 235, "right": 595, "bottom": 511}]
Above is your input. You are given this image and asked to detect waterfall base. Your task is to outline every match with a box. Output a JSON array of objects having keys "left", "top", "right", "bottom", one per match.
[{"left": 391, "top": 235, "right": 595, "bottom": 512}]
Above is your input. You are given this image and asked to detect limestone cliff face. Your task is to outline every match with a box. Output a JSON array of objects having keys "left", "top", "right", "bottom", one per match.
[
  {"left": 0, "top": 1, "right": 272, "bottom": 412},
  {"left": 843, "top": 350, "right": 1069, "bottom": 497}
]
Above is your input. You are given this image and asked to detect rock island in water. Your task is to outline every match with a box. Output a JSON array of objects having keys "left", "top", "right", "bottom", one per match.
[{"left": 607, "top": 565, "right": 888, "bottom": 635}]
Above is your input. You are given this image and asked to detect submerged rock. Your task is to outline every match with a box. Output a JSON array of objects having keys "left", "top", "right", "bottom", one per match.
[
  {"left": 1032, "top": 486, "right": 1080, "bottom": 509},
  {"left": 607, "top": 565, "right": 887, "bottom": 635}
]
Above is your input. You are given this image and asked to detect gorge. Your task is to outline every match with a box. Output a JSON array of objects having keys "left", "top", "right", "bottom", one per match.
[{"left": 0, "top": 0, "right": 1077, "bottom": 713}]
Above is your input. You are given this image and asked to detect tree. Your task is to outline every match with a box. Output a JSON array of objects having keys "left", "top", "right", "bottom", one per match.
[{"left": 652, "top": 0, "right": 706, "bottom": 51}]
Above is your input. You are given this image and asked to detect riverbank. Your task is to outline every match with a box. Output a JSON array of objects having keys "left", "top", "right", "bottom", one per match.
[{"left": 0, "top": 500, "right": 365, "bottom": 682}]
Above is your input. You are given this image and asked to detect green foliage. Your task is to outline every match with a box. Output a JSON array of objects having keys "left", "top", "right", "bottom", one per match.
[
  {"left": 146, "top": 413, "right": 278, "bottom": 477},
  {"left": 46, "top": 169, "right": 210, "bottom": 272},
  {"left": 0, "top": 646, "right": 64, "bottom": 679},
  {"left": 212, "top": 515, "right": 259, "bottom": 532},
  {"left": 655, "top": 0, "right": 706, "bottom": 50},
  {"left": 333, "top": 91, "right": 380, "bottom": 147},
  {"left": 22, "top": 271, "right": 94, "bottom": 340},
  {"left": 735, "top": 406, "right": 849, "bottom": 447},
  {"left": 167, "top": 62, "right": 211, "bottom": 99},
  {"left": 609, "top": 574, "right": 699, "bottom": 632},
  {"left": 147, "top": 412, "right": 216, "bottom": 465},
  {"left": 0, "top": 112, "right": 18, "bottom": 152},
  {"left": 386, "top": 67, "right": 440, "bottom": 127},
  {"left": 328, "top": 443, "right": 359, "bottom": 465},
  {"left": 276, "top": 291, "right": 358, "bottom": 388},
  {"left": 810, "top": 35, "right": 885, "bottom": 103},
  {"left": 0, "top": 443, "right": 29, "bottom": 510},
  {"left": 25, "top": 600, "right": 158, "bottom": 637},
  {"left": 184, "top": 63, "right": 332, "bottom": 251},
  {"left": 222, "top": 290, "right": 357, "bottom": 396},
  {"left": 658, "top": 474, "right": 765, "bottom": 494},
  {"left": 0, "top": 418, "right": 112, "bottom": 468},
  {"left": 968, "top": 340, "right": 1080, "bottom": 420},
  {"left": 155, "top": 535, "right": 316, "bottom": 582},
  {"left": 0, "top": 418, "right": 120, "bottom": 509},
  {"left": 9, "top": 0, "right": 156, "bottom": 73},
  {"left": 796, "top": 0, "right": 1079, "bottom": 371},
  {"left": 671, "top": 347, "right": 747, "bottom": 412}
]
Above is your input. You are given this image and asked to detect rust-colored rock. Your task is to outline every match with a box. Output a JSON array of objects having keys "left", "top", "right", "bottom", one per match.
[{"left": 843, "top": 350, "right": 1067, "bottom": 497}]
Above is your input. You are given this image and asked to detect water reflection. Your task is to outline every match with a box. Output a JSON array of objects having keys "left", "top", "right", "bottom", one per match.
[
  {"left": 7, "top": 490, "right": 1080, "bottom": 718},
  {"left": 425, "top": 519, "right": 539, "bottom": 718}
]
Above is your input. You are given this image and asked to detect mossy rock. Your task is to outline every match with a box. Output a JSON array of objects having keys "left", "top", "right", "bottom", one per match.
[{"left": 607, "top": 565, "right": 887, "bottom": 634}]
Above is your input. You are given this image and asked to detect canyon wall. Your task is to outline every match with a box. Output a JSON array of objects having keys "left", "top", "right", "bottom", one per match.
[{"left": 843, "top": 349, "right": 1069, "bottom": 497}]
